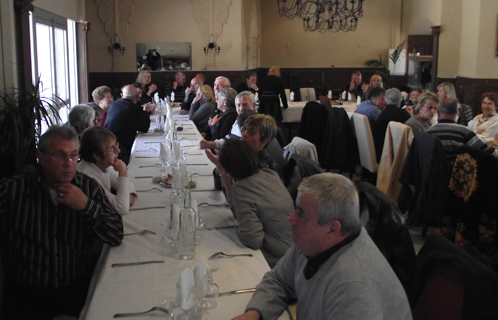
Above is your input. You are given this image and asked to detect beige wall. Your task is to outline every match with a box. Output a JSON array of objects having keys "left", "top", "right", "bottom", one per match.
[
  {"left": 259, "top": 0, "right": 397, "bottom": 68},
  {"left": 438, "top": 0, "right": 462, "bottom": 78},
  {"left": 34, "top": 0, "right": 85, "bottom": 21},
  {"left": 86, "top": 0, "right": 245, "bottom": 72},
  {"left": 458, "top": 0, "right": 481, "bottom": 78},
  {"left": 402, "top": 0, "right": 442, "bottom": 35},
  {"left": 475, "top": 0, "right": 498, "bottom": 78}
]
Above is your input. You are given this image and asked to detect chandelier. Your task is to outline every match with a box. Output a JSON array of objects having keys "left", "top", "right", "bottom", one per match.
[{"left": 277, "top": 0, "right": 365, "bottom": 33}]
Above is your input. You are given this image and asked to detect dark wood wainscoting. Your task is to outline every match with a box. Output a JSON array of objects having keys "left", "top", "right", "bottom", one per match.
[
  {"left": 88, "top": 67, "right": 385, "bottom": 101},
  {"left": 455, "top": 77, "right": 498, "bottom": 117}
]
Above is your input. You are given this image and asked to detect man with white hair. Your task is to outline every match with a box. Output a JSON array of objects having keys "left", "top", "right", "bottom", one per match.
[
  {"left": 232, "top": 173, "right": 411, "bottom": 320},
  {"left": 68, "top": 104, "right": 96, "bottom": 137},
  {"left": 372, "top": 88, "right": 412, "bottom": 160},
  {"left": 214, "top": 76, "right": 231, "bottom": 96},
  {"left": 199, "top": 91, "right": 256, "bottom": 150},
  {"left": 105, "top": 85, "right": 153, "bottom": 164},
  {"left": 164, "top": 71, "right": 187, "bottom": 102}
]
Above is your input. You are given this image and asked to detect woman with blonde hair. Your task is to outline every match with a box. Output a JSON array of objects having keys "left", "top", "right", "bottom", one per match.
[
  {"left": 361, "top": 74, "right": 384, "bottom": 100},
  {"left": 136, "top": 70, "right": 157, "bottom": 105},
  {"left": 189, "top": 84, "right": 216, "bottom": 139},
  {"left": 437, "top": 82, "right": 473, "bottom": 126},
  {"left": 258, "top": 65, "right": 287, "bottom": 123}
]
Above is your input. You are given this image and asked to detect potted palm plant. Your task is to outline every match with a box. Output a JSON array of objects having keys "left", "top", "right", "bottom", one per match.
[{"left": 0, "top": 80, "right": 64, "bottom": 178}]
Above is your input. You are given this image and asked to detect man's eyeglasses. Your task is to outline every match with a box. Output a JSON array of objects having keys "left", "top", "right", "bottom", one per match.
[
  {"left": 105, "top": 142, "right": 119, "bottom": 153},
  {"left": 44, "top": 152, "right": 79, "bottom": 162}
]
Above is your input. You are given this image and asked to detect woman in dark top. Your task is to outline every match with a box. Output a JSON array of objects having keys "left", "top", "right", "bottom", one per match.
[
  {"left": 136, "top": 70, "right": 157, "bottom": 105},
  {"left": 258, "top": 65, "right": 288, "bottom": 123},
  {"left": 189, "top": 84, "right": 216, "bottom": 139},
  {"left": 210, "top": 88, "right": 238, "bottom": 140}
]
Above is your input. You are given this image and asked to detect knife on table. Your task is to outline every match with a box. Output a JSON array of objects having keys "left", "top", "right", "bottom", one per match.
[
  {"left": 208, "top": 288, "right": 256, "bottom": 298},
  {"left": 112, "top": 261, "right": 164, "bottom": 267}
]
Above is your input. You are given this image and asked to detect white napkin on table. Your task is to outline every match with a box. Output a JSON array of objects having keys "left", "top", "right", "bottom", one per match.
[
  {"left": 171, "top": 92, "right": 175, "bottom": 102},
  {"left": 171, "top": 202, "right": 181, "bottom": 232},
  {"left": 173, "top": 141, "right": 181, "bottom": 160},
  {"left": 194, "top": 258, "right": 208, "bottom": 297},
  {"left": 176, "top": 268, "right": 196, "bottom": 310},
  {"left": 341, "top": 90, "right": 352, "bottom": 101},
  {"left": 160, "top": 143, "right": 169, "bottom": 161},
  {"left": 289, "top": 91, "right": 295, "bottom": 102},
  {"left": 327, "top": 90, "right": 332, "bottom": 99},
  {"left": 190, "top": 198, "right": 199, "bottom": 227}
]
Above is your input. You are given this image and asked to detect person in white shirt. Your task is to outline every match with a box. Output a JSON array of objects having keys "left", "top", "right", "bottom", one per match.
[{"left": 77, "top": 126, "right": 137, "bottom": 215}]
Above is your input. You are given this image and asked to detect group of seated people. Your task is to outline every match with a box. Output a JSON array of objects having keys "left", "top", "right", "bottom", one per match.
[
  {"left": 351, "top": 70, "right": 498, "bottom": 163},
  {"left": 8, "top": 66, "right": 498, "bottom": 319}
]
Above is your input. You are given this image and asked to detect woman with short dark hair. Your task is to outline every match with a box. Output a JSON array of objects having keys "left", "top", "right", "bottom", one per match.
[
  {"left": 78, "top": 126, "right": 137, "bottom": 215},
  {"left": 472, "top": 92, "right": 498, "bottom": 141},
  {"left": 219, "top": 139, "right": 294, "bottom": 267}
]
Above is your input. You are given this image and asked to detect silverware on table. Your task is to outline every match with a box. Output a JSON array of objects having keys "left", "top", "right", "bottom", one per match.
[
  {"left": 134, "top": 176, "right": 153, "bottom": 179},
  {"left": 113, "top": 306, "right": 170, "bottom": 318},
  {"left": 123, "top": 230, "right": 156, "bottom": 236},
  {"left": 206, "top": 225, "right": 238, "bottom": 231},
  {"left": 135, "top": 187, "right": 162, "bottom": 193},
  {"left": 208, "top": 252, "right": 253, "bottom": 260},
  {"left": 139, "top": 163, "right": 162, "bottom": 168},
  {"left": 129, "top": 206, "right": 165, "bottom": 211},
  {"left": 207, "top": 288, "right": 256, "bottom": 298},
  {"left": 186, "top": 163, "right": 209, "bottom": 166},
  {"left": 111, "top": 261, "right": 165, "bottom": 267}
]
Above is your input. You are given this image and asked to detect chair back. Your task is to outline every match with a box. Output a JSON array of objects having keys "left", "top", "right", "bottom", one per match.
[
  {"left": 283, "top": 137, "right": 319, "bottom": 164},
  {"left": 352, "top": 113, "right": 378, "bottom": 173},
  {"left": 284, "top": 88, "right": 290, "bottom": 101},
  {"left": 299, "top": 101, "right": 328, "bottom": 159},
  {"left": 356, "top": 181, "right": 416, "bottom": 292},
  {"left": 320, "top": 107, "right": 358, "bottom": 174},
  {"left": 377, "top": 122, "right": 414, "bottom": 201},
  {"left": 299, "top": 88, "right": 316, "bottom": 102}
]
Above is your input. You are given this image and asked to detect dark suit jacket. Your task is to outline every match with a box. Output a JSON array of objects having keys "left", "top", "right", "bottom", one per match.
[{"left": 104, "top": 98, "right": 151, "bottom": 164}]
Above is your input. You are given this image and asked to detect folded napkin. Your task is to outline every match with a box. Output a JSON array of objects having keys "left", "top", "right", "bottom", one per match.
[
  {"left": 171, "top": 92, "right": 175, "bottom": 102},
  {"left": 160, "top": 142, "right": 169, "bottom": 162},
  {"left": 171, "top": 202, "right": 181, "bottom": 232},
  {"left": 290, "top": 91, "right": 295, "bottom": 101},
  {"left": 177, "top": 268, "right": 196, "bottom": 310},
  {"left": 327, "top": 90, "right": 332, "bottom": 99},
  {"left": 341, "top": 91, "right": 352, "bottom": 101},
  {"left": 173, "top": 141, "right": 181, "bottom": 160},
  {"left": 194, "top": 258, "right": 208, "bottom": 297}
]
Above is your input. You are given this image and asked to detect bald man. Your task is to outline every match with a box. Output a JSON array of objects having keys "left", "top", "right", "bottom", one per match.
[{"left": 105, "top": 85, "right": 153, "bottom": 164}]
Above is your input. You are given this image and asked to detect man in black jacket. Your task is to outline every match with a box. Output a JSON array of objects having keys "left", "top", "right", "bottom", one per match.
[{"left": 104, "top": 85, "right": 153, "bottom": 164}]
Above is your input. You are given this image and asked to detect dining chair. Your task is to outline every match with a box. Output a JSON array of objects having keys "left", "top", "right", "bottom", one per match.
[
  {"left": 299, "top": 88, "right": 316, "bottom": 102},
  {"left": 376, "top": 121, "right": 414, "bottom": 202},
  {"left": 299, "top": 101, "right": 328, "bottom": 159},
  {"left": 351, "top": 113, "right": 378, "bottom": 184},
  {"left": 283, "top": 137, "right": 319, "bottom": 164},
  {"left": 284, "top": 88, "right": 290, "bottom": 101}
]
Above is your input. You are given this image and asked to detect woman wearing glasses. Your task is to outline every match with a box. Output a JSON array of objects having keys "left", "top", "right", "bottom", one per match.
[
  {"left": 404, "top": 92, "right": 439, "bottom": 135},
  {"left": 77, "top": 127, "right": 137, "bottom": 215}
]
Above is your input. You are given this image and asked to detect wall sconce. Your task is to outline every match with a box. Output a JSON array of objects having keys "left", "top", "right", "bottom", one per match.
[
  {"left": 108, "top": 42, "right": 125, "bottom": 54},
  {"left": 203, "top": 42, "right": 220, "bottom": 55}
]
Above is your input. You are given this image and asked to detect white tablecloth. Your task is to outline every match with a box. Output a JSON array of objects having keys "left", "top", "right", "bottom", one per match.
[
  {"left": 281, "top": 101, "right": 357, "bottom": 123},
  {"left": 80, "top": 113, "right": 291, "bottom": 320}
]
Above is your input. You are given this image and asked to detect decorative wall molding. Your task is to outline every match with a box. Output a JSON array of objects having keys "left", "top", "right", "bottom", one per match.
[
  {"left": 190, "top": 0, "right": 232, "bottom": 43},
  {"left": 95, "top": 0, "right": 135, "bottom": 43}
]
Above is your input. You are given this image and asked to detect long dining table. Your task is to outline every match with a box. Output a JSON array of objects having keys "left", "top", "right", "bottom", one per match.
[{"left": 80, "top": 111, "right": 292, "bottom": 320}]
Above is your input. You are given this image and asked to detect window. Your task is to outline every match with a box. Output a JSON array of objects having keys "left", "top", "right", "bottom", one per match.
[{"left": 30, "top": 8, "right": 78, "bottom": 129}]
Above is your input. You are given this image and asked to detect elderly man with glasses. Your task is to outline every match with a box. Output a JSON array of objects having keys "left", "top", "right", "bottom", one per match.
[{"left": 0, "top": 125, "right": 123, "bottom": 320}]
